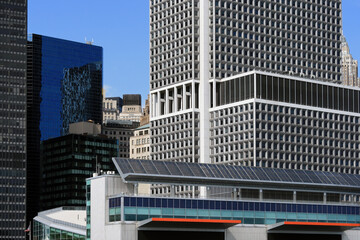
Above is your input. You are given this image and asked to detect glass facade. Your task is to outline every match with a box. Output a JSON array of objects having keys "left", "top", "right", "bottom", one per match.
[
  {"left": 256, "top": 74, "right": 360, "bottom": 113},
  {"left": 215, "top": 72, "right": 360, "bottom": 114},
  {"left": 109, "top": 196, "right": 360, "bottom": 225},
  {"left": 27, "top": 34, "right": 103, "bottom": 141},
  {"left": 40, "top": 134, "right": 118, "bottom": 210},
  {"left": 0, "top": 0, "right": 27, "bottom": 239},
  {"left": 27, "top": 34, "right": 103, "bottom": 223},
  {"left": 33, "top": 220, "right": 85, "bottom": 240}
]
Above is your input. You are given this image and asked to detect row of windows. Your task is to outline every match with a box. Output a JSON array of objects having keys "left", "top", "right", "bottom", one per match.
[{"left": 111, "top": 197, "right": 360, "bottom": 215}]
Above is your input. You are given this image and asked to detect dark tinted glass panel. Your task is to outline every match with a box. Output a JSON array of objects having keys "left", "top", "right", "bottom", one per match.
[
  {"left": 266, "top": 76, "right": 272, "bottom": 100},
  {"left": 249, "top": 74, "right": 254, "bottom": 98},
  {"left": 290, "top": 80, "right": 295, "bottom": 103},
  {"left": 354, "top": 90, "right": 359, "bottom": 113},
  {"left": 240, "top": 76, "right": 245, "bottom": 100},
  {"left": 328, "top": 86, "right": 334, "bottom": 109},
  {"left": 312, "top": 83, "right": 317, "bottom": 107},
  {"left": 225, "top": 81, "right": 230, "bottom": 104},
  {"left": 344, "top": 89, "right": 349, "bottom": 112},
  {"left": 296, "top": 80, "right": 301, "bottom": 104},
  {"left": 235, "top": 78, "right": 240, "bottom": 101},
  {"left": 273, "top": 77, "right": 278, "bottom": 101},
  {"left": 334, "top": 87, "right": 339, "bottom": 110},
  {"left": 323, "top": 85, "right": 328, "bottom": 108},
  {"left": 307, "top": 82, "right": 312, "bottom": 106},
  {"left": 279, "top": 77, "right": 284, "bottom": 101},
  {"left": 317, "top": 84, "right": 323, "bottom": 108},
  {"left": 301, "top": 81, "right": 306, "bottom": 105},
  {"left": 261, "top": 75, "right": 266, "bottom": 100},
  {"left": 245, "top": 75, "right": 250, "bottom": 99},
  {"left": 339, "top": 88, "right": 344, "bottom": 111},
  {"left": 256, "top": 75, "right": 261, "bottom": 98}
]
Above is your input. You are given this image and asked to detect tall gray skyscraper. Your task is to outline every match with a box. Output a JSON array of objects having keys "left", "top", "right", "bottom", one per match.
[
  {"left": 150, "top": 0, "right": 350, "bottom": 199},
  {"left": 150, "top": 0, "right": 342, "bottom": 166},
  {"left": 0, "top": 0, "right": 27, "bottom": 239}
]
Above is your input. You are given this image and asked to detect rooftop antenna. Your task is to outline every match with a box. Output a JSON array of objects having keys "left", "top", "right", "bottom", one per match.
[{"left": 85, "top": 37, "right": 94, "bottom": 45}]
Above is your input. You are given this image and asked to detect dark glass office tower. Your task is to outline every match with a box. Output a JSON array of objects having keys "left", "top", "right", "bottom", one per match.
[
  {"left": 0, "top": 0, "right": 27, "bottom": 239},
  {"left": 40, "top": 134, "right": 117, "bottom": 210},
  {"left": 26, "top": 34, "right": 102, "bottom": 224}
]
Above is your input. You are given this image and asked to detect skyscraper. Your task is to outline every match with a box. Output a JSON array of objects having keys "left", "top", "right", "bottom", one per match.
[
  {"left": 0, "top": 0, "right": 27, "bottom": 239},
  {"left": 150, "top": 0, "right": 343, "bottom": 165},
  {"left": 27, "top": 34, "right": 103, "bottom": 224},
  {"left": 341, "top": 35, "right": 359, "bottom": 87}
]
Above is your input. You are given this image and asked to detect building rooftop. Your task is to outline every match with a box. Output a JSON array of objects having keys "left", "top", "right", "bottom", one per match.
[
  {"left": 34, "top": 207, "right": 86, "bottom": 235},
  {"left": 136, "top": 124, "right": 150, "bottom": 130},
  {"left": 113, "top": 158, "right": 360, "bottom": 194}
]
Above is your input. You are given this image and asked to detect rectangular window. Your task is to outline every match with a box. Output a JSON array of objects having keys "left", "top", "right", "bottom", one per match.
[
  {"left": 266, "top": 75, "right": 273, "bottom": 100},
  {"left": 273, "top": 77, "right": 279, "bottom": 101}
]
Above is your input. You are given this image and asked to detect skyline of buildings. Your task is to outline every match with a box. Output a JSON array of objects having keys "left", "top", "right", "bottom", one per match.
[{"left": 2, "top": 0, "right": 360, "bottom": 239}]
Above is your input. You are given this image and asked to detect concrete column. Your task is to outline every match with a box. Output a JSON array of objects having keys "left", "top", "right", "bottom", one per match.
[
  {"left": 170, "top": 185, "right": 175, "bottom": 197},
  {"left": 233, "top": 188, "right": 237, "bottom": 200},
  {"left": 199, "top": 0, "right": 211, "bottom": 199},
  {"left": 134, "top": 183, "right": 138, "bottom": 196},
  {"left": 323, "top": 192, "right": 327, "bottom": 204},
  {"left": 293, "top": 191, "right": 296, "bottom": 203},
  {"left": 238, "top": 188, "right": 242, "bottom": 200},
  {"left": 157, "top": 92, "right": 161, "bottom": 116},
  {"left": 121, "top": 196, "right": 124, "bottom": 222},
  {"left": 165, "top": 89, "right": 169, "bottom": 114},
  {"left": 174, "top": 87, "right": 178, "bottom": 112},
  {"left": 259, "top": 189, "right": 263, "bottom": 201},
  {"left": 183, "top": 84, "right": 187, "bottom": 109}
]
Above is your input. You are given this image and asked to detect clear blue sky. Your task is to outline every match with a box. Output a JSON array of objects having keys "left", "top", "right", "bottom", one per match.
[{"left": 29, "top": 1, "right": 360, "bottom": 105}]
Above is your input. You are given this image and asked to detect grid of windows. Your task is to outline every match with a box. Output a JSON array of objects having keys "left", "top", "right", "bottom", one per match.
[
  {"left": 109, "top": 196, "right": 360, "bottom": 224},
  {"left": 151, "top": 112, "right": 200, "bottom": 163},
  {"left": 210, "top": 103, "right": 254, "bottom": 165},
  {"left": 0, "top": 0, "right": 27, "bottom": 238},
  {"left": 210, "top": 0, "right": 342, "bottom": 82},
  {"left": 41, "top": 134, "right": 118, "bottom": 210},
  {"left": 150, "top": 0, "right": 200, "bottom": 90},
  {"left": 255, "top": 102, "right": 360, "bottom": 174}
]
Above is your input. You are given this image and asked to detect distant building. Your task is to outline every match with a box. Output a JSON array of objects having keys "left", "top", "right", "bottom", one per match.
[
  {"left": 33, "top": 207, "right": 86, "bottom": 240},
  {"left": 40, "top": 131, "right": 117, "bottom": 210},
  {"left": 69, "top": 121, "right": 101, "bottom": 135},
  {"left": 118, "top": 94, "right": 142, "bottom": 122},
  {"left": 103, "top": 96, "right": 123, "bottom": 121},
  {"left": 130, "top": 124, "right": 150, "bottom": 159},
  {"left": 341, "top": 36, "right": 359, "bottom": 87},
  {"left": 140, "top": 95, "right": 150, "bottom": 126},
  {"left": 27, "top": 34, "right": 103, "bottom": 220},
  {"left": 102, "top": 120, "right": 139, "bottom": 158}
]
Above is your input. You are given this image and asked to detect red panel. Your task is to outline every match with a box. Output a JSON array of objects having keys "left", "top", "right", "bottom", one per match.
[
  {"left": 151, "top": 218, "right": 242, "bottom": 224},
  {"left": 284, "top": 221, "right": 360, "bottom": 227}
]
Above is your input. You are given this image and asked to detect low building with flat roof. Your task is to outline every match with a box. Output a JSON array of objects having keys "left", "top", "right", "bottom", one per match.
[
  {"left": 33, "top": 207, "right": 86, "bottom": 240},
  {"left": 86, "top": 158, "right": 360, "bottom": 240}
]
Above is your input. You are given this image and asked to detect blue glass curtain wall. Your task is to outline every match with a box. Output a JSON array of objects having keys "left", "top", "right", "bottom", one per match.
[{"left": 109, "top": 196, "right": 360, "bottom": 224}]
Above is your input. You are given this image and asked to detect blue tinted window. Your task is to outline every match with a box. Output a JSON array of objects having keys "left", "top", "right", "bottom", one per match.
[
  {"left": 168, "top": 199, "right": 173, "bottom": 208},
  {"left": 143, "top": 198, "right": 149, "bottom": 207},
  {"left": 137, "top": 198, "right": 142, "bottom": 207},
  {"left": 124, "top": 197, "right": 129, "bottom": 207}
]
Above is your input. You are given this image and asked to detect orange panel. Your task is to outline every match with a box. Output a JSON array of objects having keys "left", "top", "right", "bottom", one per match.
[{"left": 284, "top": 221, "right": 360, "bottom": 227}]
